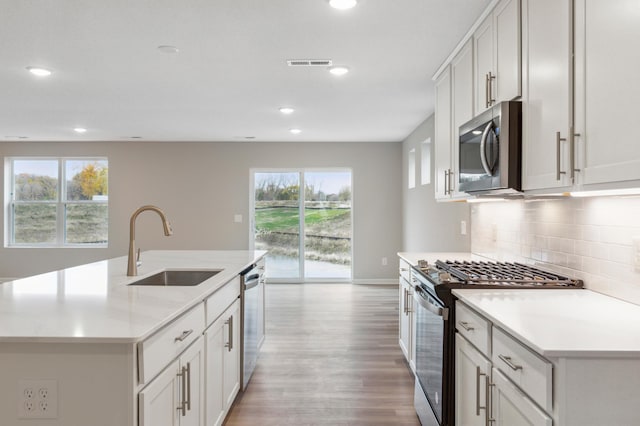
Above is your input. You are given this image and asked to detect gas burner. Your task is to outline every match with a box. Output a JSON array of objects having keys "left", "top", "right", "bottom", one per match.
[{"left": 434, "top": 260, "right": 583, "bottom": 287}]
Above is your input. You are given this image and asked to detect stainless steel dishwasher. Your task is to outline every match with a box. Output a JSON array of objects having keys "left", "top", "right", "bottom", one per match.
[{"left": 240, "top": 262, "right": 263, "bottom": 390}]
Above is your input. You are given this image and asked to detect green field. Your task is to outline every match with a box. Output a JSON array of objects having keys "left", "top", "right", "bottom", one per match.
[{"left": 255, "top": 205, "right": 351, "bottom": 264}]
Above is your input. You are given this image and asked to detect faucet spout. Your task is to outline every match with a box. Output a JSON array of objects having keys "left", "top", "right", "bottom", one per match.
[{"left": 127, "top": 205, "right": 173, "bottom": 276}]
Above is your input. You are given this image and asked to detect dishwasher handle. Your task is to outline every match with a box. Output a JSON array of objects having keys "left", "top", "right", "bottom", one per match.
[
  {"left": 244, "top": 277, "right": 260, "bottom": 291},
  {"left": 414, "top": 285, "right": 449, "bottom": 321}
]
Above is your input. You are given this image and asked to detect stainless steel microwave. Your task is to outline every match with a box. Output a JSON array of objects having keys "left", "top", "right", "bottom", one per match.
[{"left": 458, "top": 101, "right": 522, "bottom": 194}]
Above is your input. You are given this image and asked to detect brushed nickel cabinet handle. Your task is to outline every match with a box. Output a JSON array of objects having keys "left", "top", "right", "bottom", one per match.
[
  {"left": 498, "top": 354, "right": 523, "bottom": 371},
  {"left": 444, "top": 170, "right": 449, "bottom": 195},
  {"left": 556, "top": 131, "right": 567, "bottom": 181},
  {"left": 486, "top": 378, "right": 496, "bottom": 424},
  {"left": 488, "top": 72, "right": 495, "bottom": 106},
  {"left": 476, "top": 366, "right": 487, "bottom": 416},
  {"left": 185, "top": 362, "right": 191, "bottom": 411},
  {"left": 406, "top": 290, "right": 412, "bottom": 314},
  {"left": 225, "top": 316, "right": 234, "bottom": 352},
  {"left": 459, "top": 321, "right": 475, "bottom": 332},
  {"left": 448, "top": 169, "right": 454, "bottom": 194},
  {"left": 177, "top": 366, "right": 187, "bottom": 416},
  {"left": 485, "top": 73, "right": 490, "bottom": 108},
  {"left": 570, "top": 127, "right": 581, "bottom": 180},
  {"left": 174, "top": 329, "right": 193, "bottom": 343}
]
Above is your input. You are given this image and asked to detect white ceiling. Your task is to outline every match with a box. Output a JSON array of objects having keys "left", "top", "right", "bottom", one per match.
[{"left": 1, "top": 0, "right": 491, "bottom": 143}]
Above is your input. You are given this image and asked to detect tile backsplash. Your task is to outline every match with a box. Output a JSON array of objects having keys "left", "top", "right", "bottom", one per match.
[{"left": 471, "top": 196, "right": 640, "bottom": 305}]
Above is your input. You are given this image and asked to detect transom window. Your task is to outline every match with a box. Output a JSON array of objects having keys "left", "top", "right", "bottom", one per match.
[{"left": 7, "top": 157, "right": 109, "bottom": 247}]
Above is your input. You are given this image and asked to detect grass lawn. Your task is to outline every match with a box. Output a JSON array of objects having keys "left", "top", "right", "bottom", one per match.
[{"left": 255, "top": 207, "right": 350, "bottom": 232}]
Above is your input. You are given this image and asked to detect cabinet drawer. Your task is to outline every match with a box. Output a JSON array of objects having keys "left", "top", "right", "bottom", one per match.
[
  {"left": 399, "top": 259, "right": 411, "bottom": 282},
  {"left": 492, "top": 327, "right": 552, "bottom": 413},
  {"left": 456, "top": 302, "right": 491, "bottom": 356},
  {"left": 138, "top": 303, "right": 205, "bottom": 384},
  {"left": 206, "top": 276, "right": 241, "bottom": 327}
]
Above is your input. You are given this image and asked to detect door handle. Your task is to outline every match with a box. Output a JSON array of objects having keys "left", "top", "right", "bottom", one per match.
[
  {"left": 498, "top": 354, "right": 523, "bottom": 371},
  {"left": 225, "top": 316, "right": 234, "bottom": 352},
  {"left": 570, "top": 127, "right": 581, "bottom": 180},
  {"left": 556, "top": 131, "right": 568, "bottom": 181},
  {"left": 480, "top": 122, "right": 494, "bottom": 176},
  {"left": 177, "top": 366, "right": 187, "bottom": 416},
  {"left": 476, "top": 366, "right": 487, "bottom": 416}
]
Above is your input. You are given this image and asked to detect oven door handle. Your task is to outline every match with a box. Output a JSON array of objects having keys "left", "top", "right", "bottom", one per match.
[{"left": 413, "top": 286, "right": 449, "bottom": 321}]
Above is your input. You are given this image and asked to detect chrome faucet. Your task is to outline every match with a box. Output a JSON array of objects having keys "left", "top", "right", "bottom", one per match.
[{"left": 127, "top": 205, "right": 173, "bottom": 276}]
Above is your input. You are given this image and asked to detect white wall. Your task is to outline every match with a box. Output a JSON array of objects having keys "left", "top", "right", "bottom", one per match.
[
  {"left": 401, "top": 115, "right": 470, "bottom": 252},
  {"left": 1, "top": 141, "right": 402, "bottom": 280},
  {"left": 472, "top": 197, "right": 640, "bottom": 305}
]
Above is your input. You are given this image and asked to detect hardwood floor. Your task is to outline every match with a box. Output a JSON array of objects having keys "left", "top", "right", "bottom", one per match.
[{"left": 225, "top": 284, "right": 420, "bottom": 426}]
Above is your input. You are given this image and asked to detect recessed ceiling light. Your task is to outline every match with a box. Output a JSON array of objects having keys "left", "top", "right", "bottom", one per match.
[
  {"left": 289, "top": 128, "right": 302, "bottom": 135},
  {"left": 26, "top": 67, "right": 52, "bottom": 77},
  {"left": 73, "top": 127, "right": 87, "bottom": 134},
  {"left": 329, "top": 0, "right": 358, "bottom": 10},
  {"left": 279, "top": 107, "right": 295, "bottom": 114},
  {"left": 157, "top": 45, "right": 180, "bottom": 54},
  {"left": 328, "top": 66, "right": 350, "bottom": 76}
]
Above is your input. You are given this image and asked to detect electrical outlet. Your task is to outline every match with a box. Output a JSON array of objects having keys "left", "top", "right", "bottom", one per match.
[
  {"left": 234, "top": 214, "right": 243, "bottom": 223},
  {"left": 18, "top": 380, "right": 58, "bottom": 419},
  {"left": 460, "top": 220, "right": 467, "bottom": 235},
  {"left": 491, "top": 223, "right": 498, "bottom": 242},
  {"left": 382, "top": 257, "right": 388, "bottom": 266}
]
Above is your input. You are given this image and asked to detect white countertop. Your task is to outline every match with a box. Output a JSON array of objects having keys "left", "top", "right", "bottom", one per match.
[
  {"left": 0, "top": 250, "right": 266, "bottom": 344},
  {"left": 454, "top": 289, "right": 640, "bottom": 358}
]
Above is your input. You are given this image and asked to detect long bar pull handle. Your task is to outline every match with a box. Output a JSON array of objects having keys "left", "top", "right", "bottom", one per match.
[
  {"left": 485, "top": 73, "right": 490, "bottom": 109},
  {"left": 185, "top": 362, "right": 192, "bottom": 411},
  {"left": 225, "top": 316, "right": 234, "bottom": 352},
  {"left": 404, "top": 289, "right": 409, "bottom": 315},
  {"left": 448, "top": 169, "right": 454, "bottom": 194},
  {"left": 486, "top": 377, "right": 496, "bottom": 425},
  {"left": 406, "top": 289, "right": 412, "bottom": 314},
  {"left": 476, "top": 366, "right": 487, "bottom": 416},
  {"left": 174, "top": 329, "right": 193, "bottom": 343},
  {"left": 177, "top": 366, "right": 187, "bottom": 416},
  {"left": 498, "top": 354, "right": 523, "bottom": 371},
  {"left": 443, "top": 170, "right": 449, "bottom": 195},
  {"left": 556, "top": 132, "right": 567, "bottom": 181},
  {"left": 489, "top": 71, "right": 496, "bottom": 106},
  {"left": 570, "top": 127, "right": 581, "bottom": 180},
  {"left": 459, "top": 321, "right": 475, "bottom": 332}
]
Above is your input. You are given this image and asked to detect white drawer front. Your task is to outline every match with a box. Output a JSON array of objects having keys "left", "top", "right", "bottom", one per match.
[
  {"left": 399, "top": 259, "right": 411, "bottom": 282},
  {"left": 138, "top": 303, "right": 205, "bottom": 384},
  {"left": 206, "top": 276, "right": 241, "bottom": 327},
  {"left": 492, "top": 327, "right": 553, "bottom": 413},
  {"left": 456, "top": 302, "right": 491, "bottom": 357}
]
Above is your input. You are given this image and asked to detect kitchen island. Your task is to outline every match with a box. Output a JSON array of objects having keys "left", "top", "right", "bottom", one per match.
[{"left": 0, "top": 250, "right": 266, "bottom": 426}]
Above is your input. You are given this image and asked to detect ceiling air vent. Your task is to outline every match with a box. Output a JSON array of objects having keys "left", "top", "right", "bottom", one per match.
[{"left": 287, "top": 59, "right": 333, "bottom": 67}]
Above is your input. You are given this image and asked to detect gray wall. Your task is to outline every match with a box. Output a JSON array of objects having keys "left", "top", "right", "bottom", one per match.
[
  {"left": 401, "top": 115, "right": 470, "bottom": 252},
  {"left": 1, "top": 141, "right": 402, "bottom": 280}
]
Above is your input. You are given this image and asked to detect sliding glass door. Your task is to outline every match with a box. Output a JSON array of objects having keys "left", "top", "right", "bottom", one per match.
[{"left": 252, "top": 170, "right": 352, "bottom": 281}]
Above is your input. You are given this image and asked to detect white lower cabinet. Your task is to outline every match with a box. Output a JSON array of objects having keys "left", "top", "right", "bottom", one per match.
[
  {"left": 491, "top": 367, "right": 551, "bottom": 426},
  {"left": 455, "top": 334, "right": 491, "bottom": 426},
  {"left": 398, "top": 258, "right": 416, "bottom": 371},
  {"left": 139, "top": 337, "right": 205, "bottom": 426},
  {"left": 205, "top": 298, "right": 241, "bottom": 426}
]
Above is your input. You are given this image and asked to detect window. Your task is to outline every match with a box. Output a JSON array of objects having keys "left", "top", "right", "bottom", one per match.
[
  {"left": 421, "top": 138, "right": 431, "bottom": 185},
  {"left": 408, "top": 149, "right": 416, "bottom": 189},
  {"left": 7, "top": 158, "right": 108, "bottom": 247}
]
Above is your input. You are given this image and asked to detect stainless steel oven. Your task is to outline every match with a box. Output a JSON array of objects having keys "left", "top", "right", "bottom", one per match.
[
  {"left": 411, "top": 259, "right": 583, "bottom": 426},
  {"left": 413, "top": 284, "right": 449, "bottom": 426}
]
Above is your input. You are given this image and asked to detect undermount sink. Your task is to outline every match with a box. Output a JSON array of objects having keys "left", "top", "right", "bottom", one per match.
[{"left": 128, "top": 270, "right": 222, "bottom": 286}]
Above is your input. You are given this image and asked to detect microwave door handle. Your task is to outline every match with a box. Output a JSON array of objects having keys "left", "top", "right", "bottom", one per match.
[{"left": 479, "top": 121, "right": 494, "bottom": 176}]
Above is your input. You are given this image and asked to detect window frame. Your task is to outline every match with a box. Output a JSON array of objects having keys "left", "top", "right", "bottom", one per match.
[{"left": 7, "top": 156, "right": 109, "bottom": 248}]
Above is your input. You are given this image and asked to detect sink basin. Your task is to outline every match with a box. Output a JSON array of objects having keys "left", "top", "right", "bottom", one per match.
[{"left": 129, "top": 270, "right": 222, "bottom": 286}]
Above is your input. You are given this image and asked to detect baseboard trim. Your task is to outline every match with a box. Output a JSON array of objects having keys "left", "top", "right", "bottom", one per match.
[{"left": 351, "top": 279, "right": 397, "bottom": 285}]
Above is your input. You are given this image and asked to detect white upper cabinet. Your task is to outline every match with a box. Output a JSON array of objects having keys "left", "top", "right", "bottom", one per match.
[
  {"left": 574, "top": 0, "right": 640, "bottom": 188},
  {"left": 474, "top": 0, "right": 522, "bottom": 115},
  {"left": 434, "top": 66, "right": 453, "bottom": 200},
  {"left": 521, "top": 0, "right": 573, "bottom": 191}
]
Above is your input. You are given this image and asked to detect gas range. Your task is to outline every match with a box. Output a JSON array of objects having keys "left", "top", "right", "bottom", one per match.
[{"left": 417, "top": 259, "right": 583, "bottom": 289}]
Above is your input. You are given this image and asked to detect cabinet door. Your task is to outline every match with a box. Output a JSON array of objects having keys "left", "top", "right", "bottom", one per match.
[
  {"left": 492, "top": 368, "right": 552, "bottom": 426},
  {"left": 455, "top": 334, "right": 492, "bottom": 426},
  {"left": 399, "top": 277, "right": 411, "bottom": 361},
  {"left": 575, "top": 0, "right": 640, "bottom": 186},
  {"left": 139, "top": 359, "right": 180, "bottom": 426},
  {"left": 451, "top": 39, "right": 474, "bottom": 198},
  {"left": 474, "top": 15, "right": 494, "bottom": 115},
  {"left": 180, "top": 338, "right": 205, "bottom": 426},
  {"left": 435, "top": 67, "right": 452, "bottom": 200},
  {"left": 494, "top": 0, "right": 521, "bottom": 103},
  {"left": 205, "top": 314, "right": 226, "bottom": 426},
  {"left": 223, "top": 299, "right": 241, "bottom": 409},
  {"left": 522, "top": 0, "right": 572, "bottom": 191}
]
